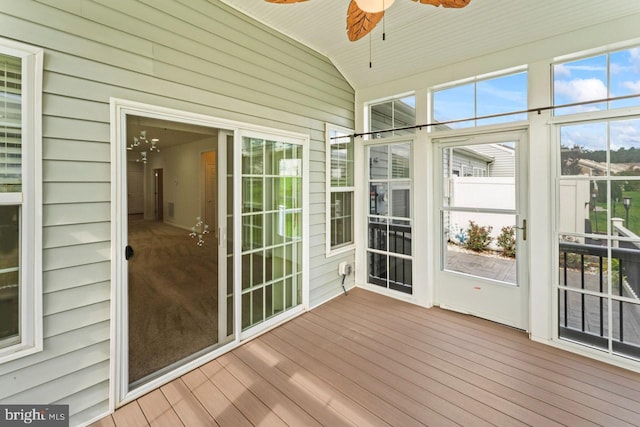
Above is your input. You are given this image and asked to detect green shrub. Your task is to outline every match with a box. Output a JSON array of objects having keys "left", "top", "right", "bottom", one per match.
[
  {"left": 496, "top": 226, "right": 516, "bottom": 257},
  {"left": 464, "top": 221, "right": 492, "bottom": 252}
]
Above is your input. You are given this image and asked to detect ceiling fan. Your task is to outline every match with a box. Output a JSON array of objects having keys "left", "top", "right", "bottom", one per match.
[{"left": 265, "top": 0, "right": 471, "bottom": 41}]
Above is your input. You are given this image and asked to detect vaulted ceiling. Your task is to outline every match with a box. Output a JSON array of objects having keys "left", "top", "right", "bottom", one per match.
[{"left": 219, "top": 0, "right": 640, "bottom": 90}]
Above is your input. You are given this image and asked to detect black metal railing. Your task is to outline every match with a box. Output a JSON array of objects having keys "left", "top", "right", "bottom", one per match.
[
  {"left": 559, "top": 241, "right": 640, "bottom": 359},
  {"left": 368, "top": 222, "right": 412, "bottom": 294}
]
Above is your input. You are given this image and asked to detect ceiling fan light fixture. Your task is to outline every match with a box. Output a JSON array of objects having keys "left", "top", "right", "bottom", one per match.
[{"left": 354, "top": 0, "right": 395, "bottom": 13}]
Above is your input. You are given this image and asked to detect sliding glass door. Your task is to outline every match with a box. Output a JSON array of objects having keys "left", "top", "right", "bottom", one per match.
[{"left": 125, "top": 116, "right": 232, "bottom": 388}]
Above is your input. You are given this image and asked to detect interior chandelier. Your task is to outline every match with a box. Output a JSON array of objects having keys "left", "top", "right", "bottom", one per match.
[
  {"left": 127, "top": 130, "right": 160, "bottom": 163},
  {"left": 265, "top": 0, "right": 471, "bottom": 41}
]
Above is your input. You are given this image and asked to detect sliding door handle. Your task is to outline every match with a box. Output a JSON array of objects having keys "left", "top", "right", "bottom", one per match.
[{"left": 125, "top": 245, "right": 135, "bottom": 260}]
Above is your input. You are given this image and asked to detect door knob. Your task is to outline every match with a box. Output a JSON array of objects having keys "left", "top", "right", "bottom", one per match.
[{"left": 515, "top": 219, "right": 527, "bottom": 241}]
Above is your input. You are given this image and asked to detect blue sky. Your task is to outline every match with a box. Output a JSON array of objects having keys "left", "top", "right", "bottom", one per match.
[
  {"left": 432, "top": 72, "right": 528, "bottom": 128},
  {"left": 556, "top": 48, "right": 640, "bottom": 152},
  {"left": 430, "top": 47, "right": 640, "bottom": 151}
]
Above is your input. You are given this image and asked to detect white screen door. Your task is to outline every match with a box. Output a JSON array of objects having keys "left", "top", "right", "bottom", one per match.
[{"left": 435, "top": 130, "right": 529, "bottom": 329}]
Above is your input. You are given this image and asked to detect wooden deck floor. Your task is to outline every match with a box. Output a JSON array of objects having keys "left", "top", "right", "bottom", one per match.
[{"left": 92, "top": 288, "right": 640, "bottom": 426}]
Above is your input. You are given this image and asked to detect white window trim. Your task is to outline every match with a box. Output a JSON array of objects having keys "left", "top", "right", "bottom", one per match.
[
  {"left": 326, "top": 123, "right": 355, "bottom": 257},
  {"left": 0, "top": 39, "right": 43, "bottom": 363}
]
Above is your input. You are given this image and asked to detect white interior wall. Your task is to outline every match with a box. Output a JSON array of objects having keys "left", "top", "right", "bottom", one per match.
[{"left": 145, "top": 137, "right": 217, "bottom": 230}]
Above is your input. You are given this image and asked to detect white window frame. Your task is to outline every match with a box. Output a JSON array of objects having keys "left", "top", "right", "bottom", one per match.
[
  {"left": 326, "top": 123, "right": 355, "bottom": 256},
  {"left": 472, "top": 166, "right": 487, "bottom": 177},
  {"left": 0, "top": 39, "right": 43, "bottom": 363}
]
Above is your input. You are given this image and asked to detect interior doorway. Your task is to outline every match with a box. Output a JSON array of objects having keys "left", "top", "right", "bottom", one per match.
[
  {"left": 123, "top": 115, "right": 230, "bottom": 389},
  {"left": 127, "top": 163, "right": 144, "bottom": 215},
  {"left": 202, "top": 151, "right": 216, "bottom": 233},
  {"left": 154, "top": 168, "right": 163, "bottom": 221}
]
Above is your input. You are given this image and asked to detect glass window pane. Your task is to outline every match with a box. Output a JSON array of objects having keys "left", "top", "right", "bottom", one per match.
[
  {"left": 369, "top": 145, "right": 388, "bottom": 179},
  {"left": 612, "top": 301, "right": 640, "bottom": 359},
  {"left": 389, "top": 221, "right": 411, "bottom": 256},
  {"left": 367, "top": 251, "right": 387, "bottom": 287},
  {"left": 433, "top": 72, "right": 527, "bottom": 130},
  {"left": 369, "top": 182, "right": 388, "bottom": 216},
  {"left": 610, "top": 118, "right": 640, "bottom": 173},
  {"left": 330, "top": 192, "right": 353, "bottom": 247},
  {"left": 476, "top": 72, "right": 528, "bottom": 126},
  {"left": 391, "top": 143, "right": 410, "bottom": 179},
  {"left": 330, "top": 133, "right": 353, "bottom": 187},
  {"left": 433, "top": 83, "right": 474, "bottom": 129},
  {"left": 242, "top": 136, "right": 303, "bottom": 331},
  {"left": 393, "top": 96, "right": 416, "bottom": 135},
  {"left": 554, "top": 55, "right": 607, "bottom": 115},
  {"left": 370, "top": 101, "right": 392, "bottom": 134},
  {"left": 560, "top": 122, "right": 607, "bottom": 176},
  {"left": 367, "top": 142, "right": 413, "bottom": 294},
  {"left": 609, "top": 48, "right": 640, "bottom": 110},
  {"left": 264, "top": 140, "right": 282, "bottom": 176},
  {"left": 390, "top": 183, "right": 410, "bottom": 218},
  {"left": 368, "top": 218, "right": 387, "bottom": 251},
  {"left": 388, "top": 256, "right": 412, "bottom": 294},
  {"left": 265, "top": 212, "right": 284, "bottom": 247},
  {"left": 445, "top": 213, "right": 517, "bottom": 284},
  {"left": 0, "top": 205, "right": 19, "bottom": 344},
  {"left": 0, "top": 53, "right": 22, "bottom": 193},
  {"left": 370, "top": 97, "right": 415, "bottom": 138}
]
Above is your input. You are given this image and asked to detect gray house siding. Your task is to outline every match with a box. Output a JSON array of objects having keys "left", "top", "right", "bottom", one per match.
[
  {"left": 0, "top": 0, "right": 354, "bottom": 424},
  {"left": 467, "top": 144, "right": 515, "bottom": 177}
]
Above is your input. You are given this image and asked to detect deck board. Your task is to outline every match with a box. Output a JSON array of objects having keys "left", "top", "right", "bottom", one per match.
[
  {"left": 323, "top": 292, "right": 633, "bottom": 426},
  {"left": 181, "top": 368, "right": 252, "bottom": 427},
  {"left": 160, "top": 379, "right": 217, "bottom": 426},
  {"left": 226, "top": 346, "right": 346, "bottom": 426},
  {"left": 136, "top": 389, "right": 183, "bottom": 427},
  {"left": 111, "top": 402, "right": 148, "bottom": 427},
  {"left": 96, "top": 288, "right": 640, "bottom": 427},
  {"left": 277, "top": 314, "right": 496, "bottom": 426}
]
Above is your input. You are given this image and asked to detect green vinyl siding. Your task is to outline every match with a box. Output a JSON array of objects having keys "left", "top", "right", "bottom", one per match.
[{"left": 0, "top": 0, "right": 354, "bottom": 425}]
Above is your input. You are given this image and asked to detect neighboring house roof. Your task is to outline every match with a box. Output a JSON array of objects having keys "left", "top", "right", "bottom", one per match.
[{"left": 577, "top": 158, "right": 627, "bottom": 175}]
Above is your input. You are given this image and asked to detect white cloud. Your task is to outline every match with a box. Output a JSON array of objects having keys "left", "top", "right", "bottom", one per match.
[
  {"left": 555, "top": 78, "right": 607, "bottom": 103},
  {"left": 554, "top": 64, "right": 606, "bottom": 78},
  {"left": 622, "top": 80, "right": 640, "bottom": 93},
  {"left": 561, "top": 127, "right": 606, "bottom": 151},
  {"left": 611, "top": 120, "right": 640, "bottom": 150},
  {"left": 554, "top": 64, "right": 571, "bottom": 78},
  {"left": 611, "top": 62, "right": 630, "bottom": 75},
  {"left": 567, "top": 65, "right": 606, "bottom": 72}
]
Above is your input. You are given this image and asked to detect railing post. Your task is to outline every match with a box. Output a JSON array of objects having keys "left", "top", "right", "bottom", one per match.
[
  {"left": 620, "top": 259, "right": 624, "bottom": 343},
  {"left": 581, "top": 254, "right": 586, "bottom": 332},
  {"left": 612, "top": 218, "right": 624, "bottom": 247},
  {"left": 564, "top": 252, "right": 568, "bottom": 328}
]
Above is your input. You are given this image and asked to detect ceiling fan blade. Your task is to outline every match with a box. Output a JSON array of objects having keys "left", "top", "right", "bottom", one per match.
[
  {"left": 264, "top": 0, "right": 309, "bottom": 3},
  {"left": 411, "top": 0, "right": 471, "bottom": 7},
  {"left": 347, "top": 0, "right": 384, "bottom": 42}
]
